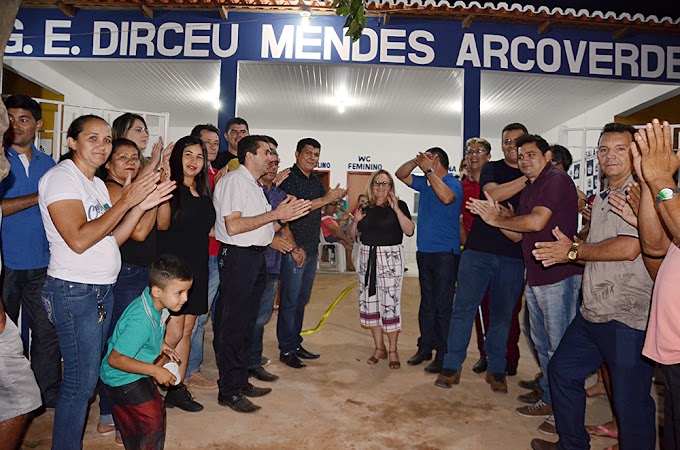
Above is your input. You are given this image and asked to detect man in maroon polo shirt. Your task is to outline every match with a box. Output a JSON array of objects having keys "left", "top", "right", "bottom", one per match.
[{"left": 468, "top": 134, "right": 582, "bottom": 437}]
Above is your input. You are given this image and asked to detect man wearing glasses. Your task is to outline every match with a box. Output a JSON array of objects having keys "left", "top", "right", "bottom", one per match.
[
  {"left": 436, "top": 123, "right": 527, "bottom": 394},
  {"left": 396, "top": 147, "right": 463, "bottom": 374}
]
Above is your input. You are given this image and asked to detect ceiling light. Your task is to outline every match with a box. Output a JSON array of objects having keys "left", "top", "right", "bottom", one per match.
[
  {"left": 338, "top": 105, "right": 346, "bottom": 114},
  {"left": 300, "top": 9, "right": 311, "bottom": 27}
]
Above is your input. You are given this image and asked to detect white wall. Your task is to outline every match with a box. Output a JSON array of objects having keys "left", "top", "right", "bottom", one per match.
[
  {"left": 168, "top": 126, "right": 194, "bottom": 143},
  {"left": 4, "top": 59, "right": 115, "bottom": 109},
  {"left": 258, "top": 128, "right": 464, "bottom": 266},
  {"left": 542, "top": 83, "right": 679, "bottom": 159}
]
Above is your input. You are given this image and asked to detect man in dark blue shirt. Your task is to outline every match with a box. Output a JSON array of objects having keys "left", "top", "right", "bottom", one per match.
[
  {"left": 0, "top": 95, "right": 60, "bottom": 408},
  {"left": 396, "top": 147, "right": 463, "bottom": 373},
  {"left": 278, "top": 138, "right": 346, "bottom": 368}
]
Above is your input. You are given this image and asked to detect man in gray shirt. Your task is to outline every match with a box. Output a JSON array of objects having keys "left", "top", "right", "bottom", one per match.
[{"left": 530, "top": 123, "right": 655, "bottom": 450}]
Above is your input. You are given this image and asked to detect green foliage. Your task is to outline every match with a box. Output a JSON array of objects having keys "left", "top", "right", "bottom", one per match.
[{"left": 331, "top": 0, "right": 368, "bottom": 41}]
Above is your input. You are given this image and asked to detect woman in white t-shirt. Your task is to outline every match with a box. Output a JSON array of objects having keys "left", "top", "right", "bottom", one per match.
[{"left": 38, "top": 115, "right": 175, "bottom": 448}]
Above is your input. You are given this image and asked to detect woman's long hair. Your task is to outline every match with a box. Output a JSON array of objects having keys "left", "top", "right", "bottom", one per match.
[{"left": 168, "top": 135, "right": 211, "bottom": 223}]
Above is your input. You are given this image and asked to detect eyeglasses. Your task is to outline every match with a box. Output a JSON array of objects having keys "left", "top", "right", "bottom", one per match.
[
  {"left": 372, "top": 181, "right": 391, "bottom": 187},
  {"left": 503, "top": 139, "right": 517, "bottom": 146},
  {"left": 131, "top": 126, "right": 149, "bottom": 134},
  {"left": 467, "top": 149, "right": 488, "bottom": 155}
]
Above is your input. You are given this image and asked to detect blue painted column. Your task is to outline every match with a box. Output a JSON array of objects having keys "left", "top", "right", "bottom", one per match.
[
  {"left": 217, "top": 58, "right": 238, "bottom": 152},
  {"left": 461, "top": 68, "right": 481, "bottom": 155}
]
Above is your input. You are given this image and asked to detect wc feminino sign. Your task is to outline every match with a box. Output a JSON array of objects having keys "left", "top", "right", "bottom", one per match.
[{"left": 9, "top": 9, "right": 680, "bottom": 82}]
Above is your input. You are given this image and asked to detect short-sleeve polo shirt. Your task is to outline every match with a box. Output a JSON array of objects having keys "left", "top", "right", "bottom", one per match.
[
  {"left": 410, "top": 173, "right": 463, "bottom": 253},
  {"left": 0, "top": 145, "right": 55, "bottom": 269},
  {"left": 100, "top": 287, "right": 168, "bottom": 387}
]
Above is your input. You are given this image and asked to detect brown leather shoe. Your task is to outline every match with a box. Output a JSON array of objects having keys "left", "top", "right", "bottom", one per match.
[
  {"left": 435, "top": 369, "right": 461, "bottom": 388},
  {"left": 485, "top": 372, "right": 508, "bottom": 393}
]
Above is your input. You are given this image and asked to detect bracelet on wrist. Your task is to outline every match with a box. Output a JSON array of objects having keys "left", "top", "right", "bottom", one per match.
[{"left": 277, "top": 219, "right": 286, "bottom": 228}]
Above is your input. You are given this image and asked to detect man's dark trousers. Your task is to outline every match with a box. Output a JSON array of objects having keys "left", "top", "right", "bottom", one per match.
[
  {"left": 3, "top": 266, "right": 61, "bottom": 406},
  {"left": 549, "top": 313, "right": 655, "bottom": 450},
  {"left": 415, "top": 251, "right": 459, "bottom": 359},
  {"left": 214, "top": 245, "right": 267, "bottom": 398}
]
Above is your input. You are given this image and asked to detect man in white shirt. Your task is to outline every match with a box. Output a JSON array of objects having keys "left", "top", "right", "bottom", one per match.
[{"left": 212, "top": 135, "right": 311, "bottom": 413}]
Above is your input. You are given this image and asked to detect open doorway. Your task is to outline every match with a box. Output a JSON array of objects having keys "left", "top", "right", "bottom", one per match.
[
  {"left": 313, "top": 170, "right": 330, "bottom": 191},
  {"left": 346, "top": 171, "right": 372, "bottom": 212}
]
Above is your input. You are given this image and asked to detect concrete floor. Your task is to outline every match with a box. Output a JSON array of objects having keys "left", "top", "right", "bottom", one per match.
[{"left": 22, "top": 270, "right": 660, "bottom": 449}]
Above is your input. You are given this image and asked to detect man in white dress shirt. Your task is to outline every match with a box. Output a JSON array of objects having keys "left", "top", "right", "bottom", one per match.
[{"left": 212, "top": 135, "right": 311, "bottom": 413}]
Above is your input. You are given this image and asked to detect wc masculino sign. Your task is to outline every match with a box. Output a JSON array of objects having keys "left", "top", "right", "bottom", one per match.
[{"left": 9, "top": 9, "right": 680, "bottom": 82}]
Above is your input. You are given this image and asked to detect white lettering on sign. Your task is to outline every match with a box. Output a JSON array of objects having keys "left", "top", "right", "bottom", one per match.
[
  {"left": 45, "top": 20, "right": 71, "bottom": 55},
  {"left": 93, "top": 21, "right": 117, "bottom": 55},
  {"left": 323, "top": 26, "right": 351, "bottom": 61},
  {"left": 295, "top": 26, "right": 322, "bottom": 60},
  {"left": 454, "top": 33, "right": 680, "bottom": 80},
  {"left": 157, "top": 22, "right": 183, "bottom": 57},
  {"left": 7, "top": 16, "right": 680, "bottom": 81},
  {"left": 348, "top": 162, "right": 382, "bottom": 170},
  {"left": 90, "top": 21, "right": 238, "bottom": 58},
  {"left": 262, "top": 24, "right": 434, "bottom": 65},
  {"left": 7, "top": 20, "right": 24, "bottom": 54},
  {"left": 184, "top": 23, "right": 211, "bottom": 57}
]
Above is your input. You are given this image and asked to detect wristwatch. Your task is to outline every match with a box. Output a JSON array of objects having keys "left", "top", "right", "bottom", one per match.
[
  {"left": 277, "top": 219, "right": 286, "bottom": 228},
  {"left": 425, "top": 168, "right": 434, "bottom": 175},
  {"left": 567, "top": 242, "right": 579, "bottom": 262},
  {"left": 655, "top": 187, "right": 680, "bottom": 205}
]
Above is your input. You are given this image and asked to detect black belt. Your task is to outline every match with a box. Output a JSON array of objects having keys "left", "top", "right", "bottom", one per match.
[
  {"left": 222, "top": 243, "right": 267, "bottom": 253},
  {"left": 364, "top": 245, "right": 378, "bottom": 298}
]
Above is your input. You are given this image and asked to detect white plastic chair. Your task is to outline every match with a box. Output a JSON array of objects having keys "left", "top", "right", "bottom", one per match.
[{"left": 318, "top": 230, "right": 346, "bottom": 273}]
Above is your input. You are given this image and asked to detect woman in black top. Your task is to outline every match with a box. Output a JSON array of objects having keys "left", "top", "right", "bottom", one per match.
[
  {"left": 157, "top": 135, "right": 215, "bottom": 411},
  {"left": 348, "top": 169, "right": 414, "bottom": 369}
]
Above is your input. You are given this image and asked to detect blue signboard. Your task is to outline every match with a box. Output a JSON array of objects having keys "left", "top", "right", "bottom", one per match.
[{"left": 10, "top": 9, "right": 680, "bottom": 82}]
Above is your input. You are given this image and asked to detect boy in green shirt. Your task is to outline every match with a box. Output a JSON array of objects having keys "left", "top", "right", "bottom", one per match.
[{"left": 100, "top": 255, "right": 192, "bottom": 449}]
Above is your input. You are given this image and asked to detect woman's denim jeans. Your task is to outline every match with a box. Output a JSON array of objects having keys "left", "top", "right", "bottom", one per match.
[{"left": 42, "top": 276, "right": 114, "bottom": 449}]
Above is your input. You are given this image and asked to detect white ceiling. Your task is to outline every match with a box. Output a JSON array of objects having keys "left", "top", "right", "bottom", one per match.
[{"left": 36, "top": 58, "right": 640, "bottom": 137}]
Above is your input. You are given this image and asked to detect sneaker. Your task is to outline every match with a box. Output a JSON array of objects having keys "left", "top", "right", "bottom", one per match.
[
  {"left": 164, "top": 383, "right": 204, "bottom": 412},
  {"left": 435, "top": 369, "right": 461, "bottom": 388},
  {"left": 517, "top": 389, "right": 543, "bottom": 404},
  {"left": 261, "top": 356, "right": 271, "bottom": 367},
  {"left": 538, "top": 415, "right": 557, "bottom": 435},
  {"left": 485, "top": 372, "right": 508, "bottom": 393},
  {"left": 516, "top": 399, "right": 553, "bottom": 418},
  {"left": 187, "top": 371, "right": 218, "bottom": 390}
]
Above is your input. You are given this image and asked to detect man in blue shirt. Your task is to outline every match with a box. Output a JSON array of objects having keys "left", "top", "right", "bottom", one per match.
[
  {"left": 0, "top": 95, "right": 59, "bottom": 408},
  {"left": 396, "top": 147, "right": 463, "bottom": 373}
]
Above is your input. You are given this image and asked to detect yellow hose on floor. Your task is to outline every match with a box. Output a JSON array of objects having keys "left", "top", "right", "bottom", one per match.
[{"left": 300, "top": 283, "right": 357, "bottom": 335}]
